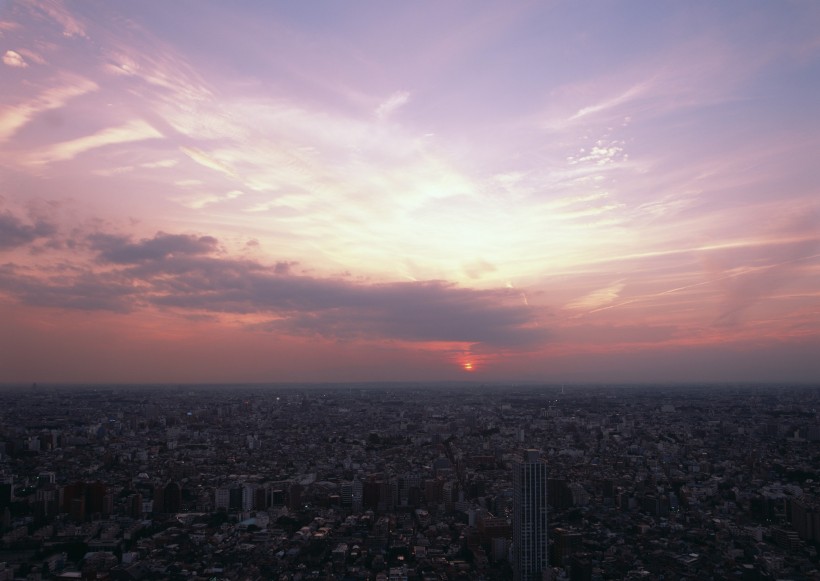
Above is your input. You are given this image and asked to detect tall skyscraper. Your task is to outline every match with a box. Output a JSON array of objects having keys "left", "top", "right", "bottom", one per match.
[{"left": 513, "top": 449, "right": 549, "bottom": 581}]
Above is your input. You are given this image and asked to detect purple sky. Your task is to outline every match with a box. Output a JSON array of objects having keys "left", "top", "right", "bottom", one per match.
[{"left": 1, "top": 0, "right": 819, "bottom": 383}]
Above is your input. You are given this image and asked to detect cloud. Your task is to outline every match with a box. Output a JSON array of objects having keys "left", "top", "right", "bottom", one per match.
[
  {"left": 567, "top": 82, "right": 648, "bottom": 123},
  {"left": 179, "top": 146, "right": 239, "bottom": 180},
  {"left": 557, "top": 323, "right": 679, "bottom": 346},
  {"left": 172, "top": 189, "right": 243, "bottom": 210},
  {"left": 27, "top": 0, "right": 88, "bottom": 38},
  {"left": 0, "top": 211, "right": 56, "bottom": 249},
  {"left": 0, "top": 75, "right": 98, "bottom": 142},
  {"left": 376, "top": 91, "right": 410, "bottom": 120},
  {"left": 170, "top": 266, "right": 549, "bottom": 348},
  {"left": 17, "top": 48, "right": 46, "bottom": 65},
  {"left": 141, "top": 159, "right": 178, "bottom": 169},
  {"left": 29, "top": 119, "right": 163, "bottom": 164},
  {"left": 0, "top": 264, "right": 137, "bottom": 312},
  {"left": 259, "top": 280, "right": 549, "bottom": 347},
  {"left": 274, "top": 261, "right": 296, "bottom": 275},
  {"left": 542, "top": 33, "right": 760, "bottom": 135},
  {"left": 2, "top": 50, "right": 28, "bottom": 68},
  {"left": 0, "top": 227, "right": 549, "bottom": 350},
  {"left": 565, "top": 281, "right": 626, "bottom": 312},
  {"left": 567, "top": 140, "right": 626, "bottom": 167},
  {"left": 709, "top": 211, "right": 820, "bottom": 326},
  {"left": 103, "top": 43, "right": 212, "bottom": 104},
  {"left": 0, "top": 21, "right": 21, "bottom": 33},
  {"left": 88, "top": 232, "right": 219, "bottom": 264}
]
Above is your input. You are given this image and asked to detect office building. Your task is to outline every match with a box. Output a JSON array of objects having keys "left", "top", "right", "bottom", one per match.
[{"left": 513, "top": 449, "right": 549, "bottom": 581}]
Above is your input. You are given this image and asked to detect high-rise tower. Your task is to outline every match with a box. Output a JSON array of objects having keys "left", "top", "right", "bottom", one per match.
[{"left": 513, "top": 449, "right": 548, "bottom": 581}]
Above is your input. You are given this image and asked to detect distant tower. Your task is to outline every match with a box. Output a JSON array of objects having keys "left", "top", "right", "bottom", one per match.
[{"left": 513, "top": 449, "right": 548, "bottom": 581}]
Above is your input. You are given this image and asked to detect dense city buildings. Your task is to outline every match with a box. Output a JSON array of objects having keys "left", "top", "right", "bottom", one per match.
[{"left": 0, "top": 383, "right": 819, "bottom": 579}]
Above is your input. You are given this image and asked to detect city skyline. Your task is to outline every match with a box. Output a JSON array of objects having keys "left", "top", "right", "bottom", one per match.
[{"left": 1, "top": 1, "right": 819, "bottom": 384}]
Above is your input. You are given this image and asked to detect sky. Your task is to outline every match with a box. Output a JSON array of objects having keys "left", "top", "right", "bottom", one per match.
[{"left": 1, "top": 0, "right": 819, "bottom": 384}]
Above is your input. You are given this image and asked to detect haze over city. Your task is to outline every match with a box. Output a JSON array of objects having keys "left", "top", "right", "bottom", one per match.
[{"left": 1, "top": 0, "right": 819, "bottom": 384}]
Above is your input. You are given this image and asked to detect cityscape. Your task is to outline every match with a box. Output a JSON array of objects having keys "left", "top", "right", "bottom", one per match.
[
  {"left": 3, "top": 1, "right": 820, "bottom": 579},
  {"left": 0, "top": 383, "right": 818, "bottom": 580}
]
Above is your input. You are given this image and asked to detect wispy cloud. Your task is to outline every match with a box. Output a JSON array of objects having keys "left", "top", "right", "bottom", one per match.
[
  {"left": 709, "top": 212, "right": 820, "bottom": 327},
  {"left": 179, "top": 146, "right": 239, "bottom": 180},
  {"left": 541, "top": 33, "right": 760, "bottom": 134},
  {"left": 27, "top": 0, "right": 88, "bottom": 38},
  {"left": 0, "top": 21, "right": 21, "bottom": 34},
  {"left": 376, "top": 91, "right": 410, "bottom": 120},
  {"left": 567, "top": 82, "right": 649, "bottom": 123},
  {"left": 28, "top": 119, "right": 162, "bottom": 164},
  {"left": 17, "top": 48, "right": 46, "bottom": 65},
  {"left": 173, "top": 189, "right": 243, "bottom": 210},
  {"left": 564, "top": 281, "right": 626, "bottom": 313},
  {"left": 0, "top": 75, "right": 98, "bottom": 142}
]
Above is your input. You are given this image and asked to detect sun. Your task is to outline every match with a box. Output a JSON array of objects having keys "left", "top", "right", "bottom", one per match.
[{"left": 462, "top": 362, "right": 474, "bottom": 371}]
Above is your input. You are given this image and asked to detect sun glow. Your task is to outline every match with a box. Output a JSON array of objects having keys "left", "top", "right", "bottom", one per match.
[{"left": 462, "top": 362, "right": 474, "bottom": 371}]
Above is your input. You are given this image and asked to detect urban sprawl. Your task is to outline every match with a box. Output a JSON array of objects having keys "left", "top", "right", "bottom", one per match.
[{"left": 0, "top": 384, "right": 819, "bottom": 580}]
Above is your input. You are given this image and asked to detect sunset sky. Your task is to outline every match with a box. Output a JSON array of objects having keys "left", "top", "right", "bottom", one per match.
[{"left": 1, "top": 0, "right": 819, "bottom": 384}]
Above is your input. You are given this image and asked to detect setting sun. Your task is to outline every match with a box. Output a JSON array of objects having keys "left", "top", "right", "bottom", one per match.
[{"left": 463, "top": 362, "right": 474, "bottom": 371}]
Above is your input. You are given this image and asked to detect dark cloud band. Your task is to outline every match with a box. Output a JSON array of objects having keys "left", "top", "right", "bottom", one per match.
[{"left": 0, "top": 230, "right": 549, "bottom": 350}]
